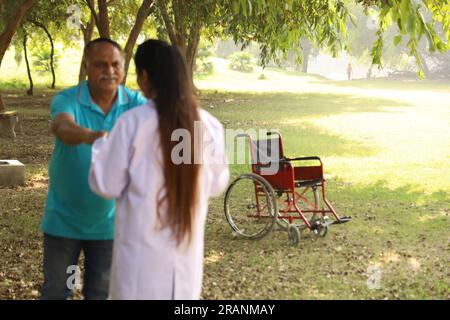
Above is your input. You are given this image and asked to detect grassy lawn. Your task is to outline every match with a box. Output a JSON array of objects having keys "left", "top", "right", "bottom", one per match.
[{"left": 0, "top": 58, "right": 449, "bottom": 299}]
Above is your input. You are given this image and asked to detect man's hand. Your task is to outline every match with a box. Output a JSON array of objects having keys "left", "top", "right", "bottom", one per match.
[
  {"left": 51, "top": 113, "right": 106, "bottom": 146},
  {"left": 81, "top": 130, "right": 107, "bottom": 145}
]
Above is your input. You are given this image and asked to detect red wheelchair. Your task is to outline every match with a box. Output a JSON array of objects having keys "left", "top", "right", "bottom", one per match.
[{"left": 224, "top": 131, "right": 351, "bottom": 245}]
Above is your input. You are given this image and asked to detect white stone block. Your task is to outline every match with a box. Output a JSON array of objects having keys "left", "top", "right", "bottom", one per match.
[{"left": 0, "top": 160, "right": 25, "bottom": 187}]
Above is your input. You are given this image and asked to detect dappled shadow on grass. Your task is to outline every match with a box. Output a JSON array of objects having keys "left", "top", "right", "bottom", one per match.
[
  {"left": 2, "top": 88, "right": 402, "bottom": 161},
  {"left": 0, "top": 123, "right": 53, "bottom": 166},
  {"left": 280, "top": 124, "right": 379, "bottom": 158},
  {"left": 313, "top": 78, "right": 450, "bottom": 92},
  {"left": 208, "top": 178, "right": 449, "bottom": 247},
  {"left": 203, "top": 90, "right": 407, "bottom": 159},
  {"left": 203, "top": 177, "right": 449, "bottom": 299},
  {"left": 3, "top": 87, "right": 411, "bottom": 117},
  {"left": 202, "top": 90, "right": 412, "bottom": 120},
  {"left": 1, "top": 89, "right": 55, "bottom": 111},
  {"left": 222, "top": 122, "right": 380, "bottom": 164},
  {"left": 329, "top": 179, "right": 449, "bottom": 230},
  {"left": 0, "top": 170, "right": 447, "bottom": 299},
  {"left": 0, "top": 88, "right": 446, "bottom": 299},
  {"left": 0, "top": 184, "right": 47, "bottom": 299},
  {"left": 0, "top": 93, "right": 54, "bottom": 166}
]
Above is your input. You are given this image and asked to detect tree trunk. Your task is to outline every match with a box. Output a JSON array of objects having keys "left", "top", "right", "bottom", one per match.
[
  {"left": 86, "top": 0, "right": 111, "bottom": 38},
  {"left": 23, "top": 34, "right": 33, "bottom": 96},
  {"left": 46, "top": 28, "right": 55, "bottom": 88},
  {"left": 367, "top": 63, "right": 374, "bottom": 79},
  {"left": 123, "top": 0, "right": 153, "bottom": 84},
  {"left": 171, "top": 34, "right": 199, "bottom": 92},
  {"left": 0, "top": 94, "right": 5, "bottom": 113},
  {"left": 302, "top": 52, "right": 309, "bottom": 73},
  {"left": 156, "top": 0, "right": 200, "bottom": 92},
  {"left": 185, "top": 30, "right": 200, "bottom": 90},
  {"left": 0, "top": 0, "right": 34, "bottom": 68},
  {"left": 0, "top": 0, "right": 34, "bottom": 113},
  {"left": 301, "top": 40, "right": 311, "bottom": 73},
  {"left": 79, "top": 13, "right": 95, "bottom": 82},
  {"left": 97, "top": 0, "right": 110, "bottom": 38},
  {"left": 29, "top": 20, "right": 55, "bottom": 89}
]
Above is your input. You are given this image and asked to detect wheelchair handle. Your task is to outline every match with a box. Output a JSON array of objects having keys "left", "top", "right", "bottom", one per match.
[
  {"left": 284, "top": 156, "right": 323, "bottom": 165},
  {"left": 236, "top": 133, "right": 251, "bottom": 138}
]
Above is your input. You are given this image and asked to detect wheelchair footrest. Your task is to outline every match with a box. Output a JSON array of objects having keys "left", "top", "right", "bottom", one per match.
[{"left": 330, "top": 216, "right": 352, "bottom": 225}]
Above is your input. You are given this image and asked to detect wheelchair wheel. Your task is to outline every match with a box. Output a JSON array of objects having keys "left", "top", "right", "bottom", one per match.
[
  {"left": 276, "top": 186, "right": 320, "bottom": 230},
  {"left": 224, "top": 173, "right": 277, "bottom": 239},
  {"left": 288, "top": 225, "right": 301, "bottom": 246},
  {"left": 311, "top": 216, "right": 329, "bottom": 237}
]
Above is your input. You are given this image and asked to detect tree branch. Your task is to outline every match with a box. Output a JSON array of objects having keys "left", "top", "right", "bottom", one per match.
[
  {"left": 172, "top": 0, "right": 185, "bottom": 43},
  {"left": 84, "top": 0, "right": 99, "bottom": 29},
  {"left": 156, "top": 0, "right": 177, "bottom": 45},
  {"left": 186, "top": 20, "right": 201, "bottom": 61},
  {"left": 84, "top": 0, "right": 110, "bottom": 38},
  {"left": 123, "top": 0, "right": 154, "bottom": 80},
  {"left": 28, "top": 18, "right": 56, "bottom": 88},
  {"left": 0, "top": 0, "right": 34, "bottom": 68},
  {"left": 97, "top": 0, "right": 110, "bottom": 38}
]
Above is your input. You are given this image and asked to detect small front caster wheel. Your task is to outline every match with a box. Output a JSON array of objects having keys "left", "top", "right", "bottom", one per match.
[{"left": 288, "top": 225, "right": 301, "bottom": 246}]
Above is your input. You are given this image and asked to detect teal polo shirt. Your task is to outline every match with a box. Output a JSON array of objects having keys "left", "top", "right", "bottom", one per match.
[{"left": 41, "top": 80, "right": 147, "bottom": 240}]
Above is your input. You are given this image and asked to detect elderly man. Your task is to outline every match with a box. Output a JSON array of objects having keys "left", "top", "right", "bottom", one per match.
[{"left": 40, "top": 38, "right": 147, "bottom": 300}]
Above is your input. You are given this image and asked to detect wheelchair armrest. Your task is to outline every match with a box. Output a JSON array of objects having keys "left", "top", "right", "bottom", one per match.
[{"left": 264, "top": 156, "right": 322, "bottom": 167}]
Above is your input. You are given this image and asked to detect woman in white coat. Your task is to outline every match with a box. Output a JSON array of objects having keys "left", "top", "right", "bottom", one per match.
[{"left": 88, "top": 39, "right": 229, "bottom": 299}]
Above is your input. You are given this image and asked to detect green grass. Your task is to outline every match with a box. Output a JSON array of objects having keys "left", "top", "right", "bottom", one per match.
[
  {"left": 323, "top": 78, "right": 450, "bottom": 92},
  {"left": 0, "top": 55, "right": 449, "bottom": 299},
  {"left": 196, "top": 78, "right": 449, "bottom": 299}
]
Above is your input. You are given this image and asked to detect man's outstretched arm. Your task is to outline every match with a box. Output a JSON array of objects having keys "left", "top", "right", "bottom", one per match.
[{"left": 51, "top": 113, "right": 106, "bottom": 146}]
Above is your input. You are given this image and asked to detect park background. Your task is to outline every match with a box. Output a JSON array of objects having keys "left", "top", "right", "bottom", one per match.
[{"left": 0, "top": 0, "right": 449, "bottom": 299}]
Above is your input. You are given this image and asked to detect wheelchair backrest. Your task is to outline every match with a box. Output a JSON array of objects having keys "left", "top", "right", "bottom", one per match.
[{"left": 251, "top": 137, "right": 285, "bottom": 165}]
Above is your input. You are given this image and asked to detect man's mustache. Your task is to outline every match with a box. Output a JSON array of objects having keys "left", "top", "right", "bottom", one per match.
[{"left": 99, "top": 75, "right": 119, "bottom": 81}]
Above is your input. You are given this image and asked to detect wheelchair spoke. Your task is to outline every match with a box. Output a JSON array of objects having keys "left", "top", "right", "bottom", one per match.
[{"left": 224, "top": 173, "right": 277, "bottom": 239}]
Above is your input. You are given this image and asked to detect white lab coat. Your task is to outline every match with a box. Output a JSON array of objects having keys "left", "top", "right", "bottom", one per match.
[{"left": 89, "top": 100, "right": 229, "bottom": 300}]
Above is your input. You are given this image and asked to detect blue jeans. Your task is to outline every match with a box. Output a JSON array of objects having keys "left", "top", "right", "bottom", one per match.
[{"left": 40, "top": 233, "right": 113, "bottom": 300}]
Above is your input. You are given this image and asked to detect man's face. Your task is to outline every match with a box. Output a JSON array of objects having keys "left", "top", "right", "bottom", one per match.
[{"left": 85, "top": 43, "right": 125, "bottom": 93}]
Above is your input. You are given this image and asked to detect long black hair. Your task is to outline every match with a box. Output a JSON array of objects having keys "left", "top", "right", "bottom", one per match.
[{"left": 134, "top": 39, "right": 200, "bottom": 245}]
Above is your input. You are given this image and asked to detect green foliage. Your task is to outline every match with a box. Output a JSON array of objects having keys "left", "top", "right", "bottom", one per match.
[
  {"left": 13, "top": 44, "right": 23, "bottom": 67},
  {"left": 0, "top": 79, "right": 28, "bottom": 90},
  {"left": 31, "top": 48, "right": 59, "bottom": 75},
  {"left": 228, "top": 51, "right": 256, "bottom": 72},
  {"left": 2, "top": 0, "right": 448, "bottom": 83},
  {"left": 196, "top": 42, "right": 215, "bottom": 75},
  {"left": 363, "top": 0, "right": 449, "bottom": 78},
  {"left": 227, "top": 0, "right": 449, "bottom": 78},
  {"left": 226, "top": 1, "right": 353, "bottom": 66},
  {"left": 197, "top": 42, "right": 215, "bottom": 60}
]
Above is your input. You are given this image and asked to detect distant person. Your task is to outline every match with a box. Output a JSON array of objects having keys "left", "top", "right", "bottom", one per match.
[
  {"left": 347, "top": 63, "right": 353, "bottom": 80},
  {"left": 40, "top": 38, "right": 147, "bottom": 300},
  {"left": 88, "top": 39, "right": 230, "bottom": 299}
]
